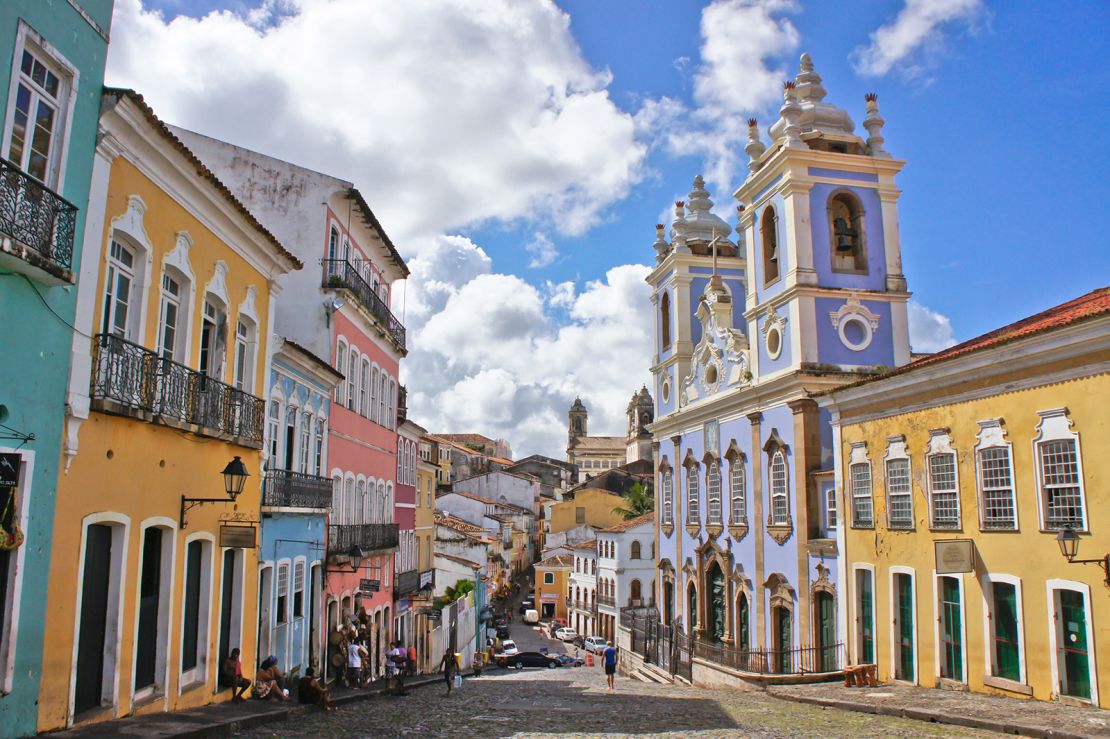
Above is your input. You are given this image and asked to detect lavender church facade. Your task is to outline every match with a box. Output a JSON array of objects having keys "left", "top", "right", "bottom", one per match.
[{"left": 648, "top": 54, "right": 910, "bottom": 680}]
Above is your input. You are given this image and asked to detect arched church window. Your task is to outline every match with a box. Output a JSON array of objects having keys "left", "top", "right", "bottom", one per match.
[
  {"left": 829, "top": 192, "right": 867, "bottom": 273},
  {"left": 706, "top": 462, "right": 721, "bottom": 525},
  {"left": 769, "top": 450, "right": 789, "bottom": 525},
  {"left": 761, "top": 205, "right": 779, "bottom": 285},
  {"left": 661, "top": 468, "right": 673, "bottom": 524},
  {"left": 686, "top": 464, "right": 700, "bottom": 525},
  {"left": 660, "top": 291, "right": 671, "bottom": 348}
]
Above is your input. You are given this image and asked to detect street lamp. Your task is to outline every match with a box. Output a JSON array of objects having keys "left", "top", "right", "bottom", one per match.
[
  {"left": 1056, "top": 526, "right": 1110, "bottom": 587},
  {"left": 180, "top": 456, "right": 251, "bottom": 529}
]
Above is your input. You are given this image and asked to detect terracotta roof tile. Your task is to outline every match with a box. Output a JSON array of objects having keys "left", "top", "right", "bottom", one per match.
[
  {"left": 825, "top": 287, "right": 1110, "bottom": 394},
  {"left": 536, "top": 553, "right": 573, "bottom": 568},
  {"left": 570, "top": 539, "right": 598, "bottom": 550},
  {"left": 601, "top": 512, "right": 655, "bottom": 533},
  {"left": 435, "top": 553, "right": 481, "bottom": 570}
]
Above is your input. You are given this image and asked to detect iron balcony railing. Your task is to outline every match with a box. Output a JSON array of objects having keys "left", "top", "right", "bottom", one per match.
[
  {"left": 394, "top": 569, "right": 420, "bottom": 596},
  {"left": 262, "top": 469, "right": 332, "bottom": 509},
  {"left": 90, "top": 333, "right": 265, "bottom": 447},
  {"left": 321, "top": 259, "right": 405, "bottom": 349},
  {"left": 0, "top": 158, "right": 78, "bottom": 274},
  {"left": 328, "top": 523, "right": 399, "bottom": 556},
  {"left": 597, "top": 594, "right": 617, "bottom": 610},
  {"left": 690, "top": 636, "right": 845, "bottom": 676}
]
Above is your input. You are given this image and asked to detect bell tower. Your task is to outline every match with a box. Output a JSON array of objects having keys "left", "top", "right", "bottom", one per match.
[
  {"left": 736, "top": 53, "right": 911, "bottom": 379},
  {"left": 568, "top": 397, "right": 587, "bottom": 443}
]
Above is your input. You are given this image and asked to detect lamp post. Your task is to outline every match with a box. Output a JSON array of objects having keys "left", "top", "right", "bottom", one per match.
[
  {"left": 180, "top": 456, "right": 250, "bottom": 528},
  {"left": 1056, "top": 526, "right": 1110, "bottom": 587}
]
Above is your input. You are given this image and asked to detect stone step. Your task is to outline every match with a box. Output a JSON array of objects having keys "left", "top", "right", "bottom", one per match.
[
  {"left": 630, "top": 667, "right": 671, "bottom": 684},
  {"left": 638, "top": 661, "right": 673, "bottom": 683}
]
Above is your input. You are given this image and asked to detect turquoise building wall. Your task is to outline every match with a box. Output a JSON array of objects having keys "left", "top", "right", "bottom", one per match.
[{"left": 0, "top": 3, "right": 112, "bottom": 736}]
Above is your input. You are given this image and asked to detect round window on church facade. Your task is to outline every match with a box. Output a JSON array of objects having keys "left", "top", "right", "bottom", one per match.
[
  {"left": 838, "top": 316, "right": 873, "bottom": 352},
  {"left": 766, "top": 326, "right": 783, "bottom": 360},
  {"left": 704, "top": 364, "right": 718, "bottom": 387},
  {"left": 661, "top": 380, "right": 670, "bottom": 403}
]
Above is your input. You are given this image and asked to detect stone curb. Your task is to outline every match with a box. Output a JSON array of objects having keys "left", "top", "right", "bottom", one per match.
[
  {"left": 771, "top": 692, "right": 1095, "bottom": 739},
  {"left": 42, "top": 673, "right": 457, "bottom": 738}
]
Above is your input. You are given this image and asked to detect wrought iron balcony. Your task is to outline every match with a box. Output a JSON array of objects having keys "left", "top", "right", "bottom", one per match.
[
  {"left": 0, "top": 158, "right": 78, "bottom": 282},
  {"left": 394, "top": 569, "right": 420, "bottom": 597},
  {"left": 321, "top": 259, "right": 406, "bottom": 350},
  {"left": 262, "top": 469, "right": 332, "bottom": 509},
  {"left": 90, "top": 334, "right": 265, "bottom": 447},
  {"left": 597, "top": 594, "right": 617, "bottom": 610},
  {"left": 328, "top": 523, "right": 399, "bottom": 556}
]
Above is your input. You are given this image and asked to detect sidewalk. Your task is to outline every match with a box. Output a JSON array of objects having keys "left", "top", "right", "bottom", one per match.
[
  {"left": 44, "top": 672, "right": 453, "bottom": 738},
  {"left": 769, "top": 682, "right": 1110, "bottom": 738}
]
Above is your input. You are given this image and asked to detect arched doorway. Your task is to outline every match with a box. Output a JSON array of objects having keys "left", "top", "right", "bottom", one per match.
[
  {"left": 814, "top": 591, "right": 836, "bottom": 672},
  {"left": 735, "top": 592, "right": 750, "bottom": 651},
  {"left": 772, "top": 605, "right": 792, "bottom": 673},
  {"left": 663, "top": 581, "right": 674, "bottom": 626},
  {"left": 706, "top": 562, "right": 726, "bottom": 642}
]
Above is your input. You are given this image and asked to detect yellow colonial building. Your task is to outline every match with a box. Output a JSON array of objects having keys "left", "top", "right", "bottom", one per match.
[
  {"left": 39, "top": 89, "right": 300, "bottom": 731},
  {"left": 547, "top": 487, "right": 627, "bottom": 536},
  {"left": 534, "top": 553, "right": 572, "bottom": 622},
  {"left": 821, "top": 288, "right": 1109, "bottom": 708}
]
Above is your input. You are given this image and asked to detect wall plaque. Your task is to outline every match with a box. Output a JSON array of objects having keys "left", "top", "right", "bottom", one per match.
[
  {"left": 220, "top": 524, "right": 257, "bottom": 549},
  {"left": 0, "top": 453, "right": 21, "bottom": 488},
  {"left": 934, "top": 539, "right": 975, "bottom": 574}
]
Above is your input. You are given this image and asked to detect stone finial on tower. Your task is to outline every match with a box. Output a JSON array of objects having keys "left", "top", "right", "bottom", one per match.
[
  {"left": 745, "top": 118, "right": 766, "bottom": 172},
  {"left": 795, "top": 52, "right": 827, "bottom": 104},
  {"left": 779, "top": 81, "right": 804, "bottom": 149},
  {"left": 688, "top": 175, "right": 712, "bottom": 214},
  {"left": 653, "top": 223, "right": 669, "bottom": 263},
  {"left": 671, "top": 201, "right": 690, "bottom": 254},
  {"left": 863, "top": 93, "right": 890, "bottom": 158}
]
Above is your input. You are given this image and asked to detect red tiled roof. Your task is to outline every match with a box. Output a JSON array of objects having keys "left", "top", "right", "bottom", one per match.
[
  {"left": 601, "top": 512, "right": 655, "bottom": 533},
  {"left": 570, "top": 539, "right": 597, "bottom": 550},
  {"left": 102, "top": 88, "right": 302, "bottom": 272},
  {"left": 436, "top": 433, "right": 497, "bottom": 446},
  {"left": 829, "top": 287, "right": 1110, "bottom": 393},
  {"left": 536, "top": 554, "right": 573, "bottom": 568}
]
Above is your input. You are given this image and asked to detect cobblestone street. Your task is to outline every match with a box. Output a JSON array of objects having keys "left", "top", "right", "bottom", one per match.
[{"left": 236, "top": 667, "right": 1002, "bottom": 738}]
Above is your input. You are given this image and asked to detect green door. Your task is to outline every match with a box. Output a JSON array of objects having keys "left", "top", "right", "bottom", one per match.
[
  {"left": 992, "top": 583, "right": 1020, "bottom": 682},
  {"left": 817, "top": 592, "right": 836, "bottom": 671},
  {"left": 895, "top": 573, "right": 914, "bottom": 681},
  {"left": 737, "top": 594, "right": 749, "bottom": 651},
  {"left": 1057, "top": 590, "right": 1091, "bottom": 700},
  {"left": 774, "top": 607, "right": 792, "bottom": 673},
  {"left": 939, "top": 576, "right": 963, "bottom": 681},
  {"left": 857, "top": 571, "right": 874, "bottom": 664}
]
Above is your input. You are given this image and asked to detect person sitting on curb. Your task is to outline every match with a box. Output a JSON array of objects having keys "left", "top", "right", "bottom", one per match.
[
  {"left": 297, "top": 667, "right": 333, "bottom": 711},
  {"left": 219, "top": 648, "right": 251, "bottom": 702},
  {"left": 254, "top": 658, "right": 288, "bottom": 701}
]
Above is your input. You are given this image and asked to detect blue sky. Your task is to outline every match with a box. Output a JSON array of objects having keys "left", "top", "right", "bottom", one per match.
[{"left": 113, "top": 0, "right": 1109, "bottom": 455}]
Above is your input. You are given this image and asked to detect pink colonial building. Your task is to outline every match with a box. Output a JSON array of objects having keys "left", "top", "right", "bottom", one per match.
[{"left": 174, "top": 129, "right": 409, "bottom": 680}]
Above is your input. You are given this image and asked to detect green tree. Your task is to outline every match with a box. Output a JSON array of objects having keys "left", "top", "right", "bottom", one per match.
[
  {"left": 434, "top": 578, "right": 476, "bottom": 609},
  {"left": 613, "top": 482, "right": 654, "bottom": 520}
]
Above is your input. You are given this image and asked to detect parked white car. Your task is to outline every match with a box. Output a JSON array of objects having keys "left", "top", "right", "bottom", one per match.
[
  {"left": 554, "top": 627, "right": 578, "bottom": 642},
  {"left": 499, "top": 639, "right": 520, "bottom": 656},
  {"left": 523, "top": 609, "right": 540, "bottom": 624},
  {"left": 583, "top": 636, "right": 608, "bottom": 653}
]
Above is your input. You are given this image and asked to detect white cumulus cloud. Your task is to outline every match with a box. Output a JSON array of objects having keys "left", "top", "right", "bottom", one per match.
[
  {"left": 908, "top": 300, "right": 957, "bottom": 353},
  {"left": 526, "top": 233, "right": 558, "bottom": 269},
  {"left": 106, "top": 0, "right": 647, "bottom": 242},
  {"left": 852, "top": 0, "right": 985, "bottom": 78}
]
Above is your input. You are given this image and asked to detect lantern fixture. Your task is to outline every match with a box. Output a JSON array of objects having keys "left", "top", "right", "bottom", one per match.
[
  {"left": 180, "top": 456, "right": 252, "bottom": 528},
  {"left": 1055, "top": 526, "right": 1110, "bottom": 588}
]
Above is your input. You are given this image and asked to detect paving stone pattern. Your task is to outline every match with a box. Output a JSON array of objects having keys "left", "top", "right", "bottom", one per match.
[{"left": 235, "top": 665, "right": 1002, "bottom": 739}]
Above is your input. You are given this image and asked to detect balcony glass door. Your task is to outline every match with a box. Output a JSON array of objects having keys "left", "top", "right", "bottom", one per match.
[
  {"left": 895, "top": 573, "right": 914, "bottom": 681},
  {"left": 1056, "top": 589, "right": 1090, "bottom": 700},
  {"left": 939, "top": 576, "right": 962, "bottom": 681}
]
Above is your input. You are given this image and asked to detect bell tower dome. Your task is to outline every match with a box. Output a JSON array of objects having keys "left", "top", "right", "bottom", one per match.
[{"left": 736, "top": 53, "right": 911, "bottom": 378}]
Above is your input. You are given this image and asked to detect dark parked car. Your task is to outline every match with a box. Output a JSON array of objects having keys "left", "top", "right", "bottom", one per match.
[
  {"left": 508, "top": 651, "right": 562, "bottom": 669},
  {"left": 496, "top": 624, "right": 511, "bottom": 639}
]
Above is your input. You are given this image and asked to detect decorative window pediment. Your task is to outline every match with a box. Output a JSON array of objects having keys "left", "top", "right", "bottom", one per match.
[{"left": 828, "top": 293, "right": 880, "bottom": 352}]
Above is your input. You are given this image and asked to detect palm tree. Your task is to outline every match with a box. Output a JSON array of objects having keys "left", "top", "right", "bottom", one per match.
[{"left": 613, "top": 482, "right": 654, "bottom": 520}]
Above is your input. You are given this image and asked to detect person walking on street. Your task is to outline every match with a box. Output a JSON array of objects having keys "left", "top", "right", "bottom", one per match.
[
  {"left": 603, "top": 642, "right": 618, "bottom": 689},
  {"left": 389, "top": 642, "right": 409, "bottom": 696},
  {"left": 440, "top": 650, "right": 458, "bottom": 696}
]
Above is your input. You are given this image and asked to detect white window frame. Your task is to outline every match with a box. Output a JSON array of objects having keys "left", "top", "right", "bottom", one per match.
[
  {"left": 1032, "top": 408, "right": 1087, "bottom": 531},
  {"left": 359, "top": 358, "right": 370, "bottom": 417},
  {"left": 299, "top": 412, "right": 312, "bottom": 474},
  {"left": 824, "top": 484, "right": 837, "bottom": 530},
  {"left": 979, "top": 573, "right": 1027, "bottom": 689},
  {"left": 314, "top": 419, "right": 325, "bottom": 476},
  {"left": 276, "top": 562, "right": 290, "bottom": 624},
  {"left": 848, "top": 442, "right": 873, "bottom": 528},
  {"left": 233, "top": 317, "right": 255, "bottom": 392},
  {"left": 706, "top": 460, "right": 721, "bottom": 525},
  {"left": 685, "top": 463, "right": 699, "bottom": 525},
  {"left": 974, "top": 419, "right": 1018, "bottom": 531},
  {"left": 926, "top": 429, "right": 960, "bottom": 530},
  {"left": 370, "top": 365, "right": 380, "bottom": 423},
  {"left": 768, "top": 449, "right": 789, "bottom": 526},
  {"left": 729, "top": 457, "right": 746, "bottom": 525},
  {"left": 884, "top": 436, "right": 914, "bottom": 529},
  {"left": 346, "top": 350, "right": 357, "bottom": 411},
  {"left": 852, "top": 563, "right": 876, "bottom": 666},
  {"left": 334, "top": 339, "right": 348, "bottom": 405},
  {"left": 2, "top": 22, "right": 80, "bottom": 190},
  {"left": 387, "top": 378, "right": 396, "bottom": 430},
  {"left": 130, "top": 517, "right": 177, "bottom": 707},
  {"left": 177, "top": 533, "right": 213, "bottom": 692},
  {"left": 102, "top": 239, "right": 137, "bottom": 339},
  {"left": 157, "top": 272, "right": 182, "bottom": 361}
]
